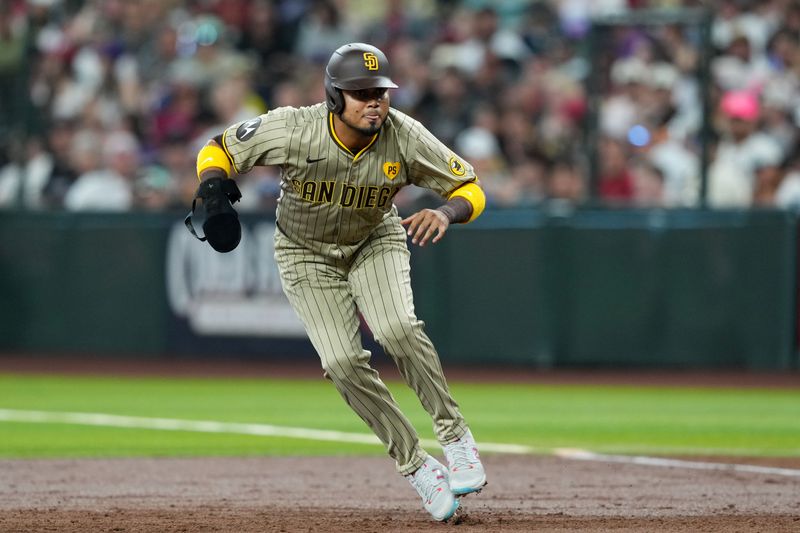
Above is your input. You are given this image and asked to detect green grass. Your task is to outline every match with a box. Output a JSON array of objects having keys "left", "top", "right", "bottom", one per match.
[{"left": 0, "top": 374, "right": 798, "bottom": 458}]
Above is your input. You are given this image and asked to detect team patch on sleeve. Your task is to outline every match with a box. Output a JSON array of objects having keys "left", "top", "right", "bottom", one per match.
[
  {"left": 448, "top": 156, "right": 466, "bottom": 176},
  {"left": 236, "top": 117, "right": 262, "bottom": 141}
]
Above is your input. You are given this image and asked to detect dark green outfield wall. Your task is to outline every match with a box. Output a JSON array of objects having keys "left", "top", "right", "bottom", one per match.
[
  {"left": 0, "top": 208, "right": 796, "bottom": 369},
  {"left": 412, "top": 209, "right": 798, "bottom": 370},
  {"left": 0, "top": 212, "right": 171, "bottom": 354}
]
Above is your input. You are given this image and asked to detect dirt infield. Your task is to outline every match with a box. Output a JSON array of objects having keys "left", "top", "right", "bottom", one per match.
[{"left": 1, "top": 455, "right": 799, "bottom": 532}]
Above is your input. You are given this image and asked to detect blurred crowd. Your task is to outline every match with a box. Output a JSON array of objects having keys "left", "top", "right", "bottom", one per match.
[{"left": 0, "top": 0, "right": 799, "bottom": 213}]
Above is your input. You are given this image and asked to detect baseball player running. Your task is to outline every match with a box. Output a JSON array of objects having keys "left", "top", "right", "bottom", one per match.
[{"left": 191, "top": 43, "right": 487, "bottom": 521}]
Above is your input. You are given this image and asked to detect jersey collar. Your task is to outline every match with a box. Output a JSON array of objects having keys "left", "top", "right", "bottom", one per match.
[{"left": 328, "top": 112, "right": 379, "bottom": 162}]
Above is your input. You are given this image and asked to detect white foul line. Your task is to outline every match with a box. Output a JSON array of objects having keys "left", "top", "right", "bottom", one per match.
[
  {"left": 0, "top": 409, "right": 533, "bottom": 454},
  {"left": 554, "top": 447, "right": 800, "bottom": 478},
  {"left": 1, "top": 409, "right": 798, "bottom": 477}
]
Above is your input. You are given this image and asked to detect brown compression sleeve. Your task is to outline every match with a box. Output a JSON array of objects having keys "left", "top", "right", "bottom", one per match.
[{"left": 436, "top": 196, "right": 473, "bottom": 224}]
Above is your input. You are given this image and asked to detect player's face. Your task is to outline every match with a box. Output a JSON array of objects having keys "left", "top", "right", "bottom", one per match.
[{"left": 340, "top": 88, "right": 390, "bottom": 136}]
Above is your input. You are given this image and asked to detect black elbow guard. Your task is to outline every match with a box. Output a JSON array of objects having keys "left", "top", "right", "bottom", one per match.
[{"left": 184, "top": 177, "right": 243, "bottom": 253}]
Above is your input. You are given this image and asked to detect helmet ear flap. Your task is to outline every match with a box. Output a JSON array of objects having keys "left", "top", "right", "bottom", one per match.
[{"left": 324, "top": 74, "right": 344, "bottom": 114}]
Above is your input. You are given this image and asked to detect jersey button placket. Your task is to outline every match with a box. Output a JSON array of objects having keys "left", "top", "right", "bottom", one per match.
[{"left": 333, "top": 158, "right": 355, "bottom": 258}]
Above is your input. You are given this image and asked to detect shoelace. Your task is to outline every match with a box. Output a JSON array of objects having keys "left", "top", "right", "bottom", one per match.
[
  {"left": 410, "top": 465, "right": 445, "bottom": 503},
  {"left": 444, "top": 440, "right": 475, "bottom": 469}
]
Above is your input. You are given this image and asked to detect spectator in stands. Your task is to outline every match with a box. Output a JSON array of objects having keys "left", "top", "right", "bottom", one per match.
[
  {"left": 775, "top": 152, "right": 800, "bottom": 209},
  {"left": 2, "top": 0, "right": 800, "bottom": 215},
  {"left": 413, "top": 66, "right": 473, "bottom": 148},
  {"left": 760, "top": 80, "right": 799, "bottom": 155},
  {"left": 434, "top": 5, "right": 529, "bottom": 77},
  {"left": 0, "top": 138, "right": 21, "bottom": 207},
  {"left": 601, "top": 57, "right": 648, "bottom": 141},
  {"left": 0, "top": 3, "right": 26, "bottom": 140},
  {"left": 631, "top": 160, "right": 665, "bottom": 208},
  {"left": 65, "top": 130, "right": 139, "bottom": 211},
  {"left": 150, "top": 69, "right": 204, "bottom": 148},
  {"left": 496, "top": 104, "right": 540, "bottom": 167},
  {"left": 752, "top": 155, "right": 787, "bottom": 207},
  {"left": 134, "top": 164, "right": 177, "bottom": 211},
  {"left": 455, "top": 123, "right": 512, "bottom": 206},
  {"left": 506, "top": 156, "right": 550, "bottom": 207},
  {"left": 598, "top": 137, "right": 635, "bottom": 204},
  {"left": 0, "top": 119, "right": 78, "bottom": 209},
  {"left": 234, "top": 0, "right": 295, "bottom": 100},
  {"left": 294, "top": 1, "right": 355, "bottom": 63},
  {"left": 168, "top": 15, "right": 255, "bottom": 92},
  {"left": 150, "top": 136, "right": 191, "bottom": 207},
  {"left": 712, "top": 32, "right": 772, "bottom": 92},
  {"left": 708, "top": 89, "right": 784, "bottom": 207},
  {"left": 706, "top": 136, "right": 752, "bottom": 208},
  {"left": 643, "top": 108, "right": 700, "bottom": 207},
  {"left": 547, "top": 157, "right": 584, "bottom": 204},
  {"left": 383, "top": 38, "right": 430, "bottom": 111}
]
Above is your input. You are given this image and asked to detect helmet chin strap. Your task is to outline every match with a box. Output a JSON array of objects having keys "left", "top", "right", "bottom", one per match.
[{"left": 336, "top": 89, "right": 345, "bottom": 115}]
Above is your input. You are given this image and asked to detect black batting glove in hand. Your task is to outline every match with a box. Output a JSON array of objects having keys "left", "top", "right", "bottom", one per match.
[{"left": 184, "top": 177, "right": 243, "bottom": 253}]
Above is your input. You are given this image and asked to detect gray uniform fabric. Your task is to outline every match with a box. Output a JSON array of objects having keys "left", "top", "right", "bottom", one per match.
[{"left": 221, "top": 103, "right": 476, "bottom": 474}]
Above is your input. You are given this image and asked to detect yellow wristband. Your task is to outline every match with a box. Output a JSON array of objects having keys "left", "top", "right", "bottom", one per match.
[
  {"left": 448, "top": 181, "right": 486, "bottom": 223},
  {"left": 196, "top": 144, "right": 232, "bottom": 181}
]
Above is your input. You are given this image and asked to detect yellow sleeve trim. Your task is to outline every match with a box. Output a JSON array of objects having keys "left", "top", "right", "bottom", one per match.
[
  {"left": 448, "top": 181, "right": 485, "bottom": 223},
  {"left": 196, "top": 143, "right": 232, "bottom": 181},
  {"left": 220, "top": 127, "right": 240, "bottom": 174}
]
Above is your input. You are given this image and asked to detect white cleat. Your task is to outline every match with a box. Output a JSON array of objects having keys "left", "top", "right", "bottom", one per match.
[
  {"left": 442, "top": 428, "right": 487, "bottom": 495},
  {"left": 406, "top": 454, "right": 459, "bottom": 521}
]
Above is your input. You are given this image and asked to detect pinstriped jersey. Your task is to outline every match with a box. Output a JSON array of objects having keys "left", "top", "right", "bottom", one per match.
[{"left": 221, "top": 102, "right": 476, "bottom": 258}]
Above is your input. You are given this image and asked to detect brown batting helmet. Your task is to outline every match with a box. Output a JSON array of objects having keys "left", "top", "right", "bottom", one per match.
[{"left": 324, "top": 43, "right": 398, "bottom": 114}]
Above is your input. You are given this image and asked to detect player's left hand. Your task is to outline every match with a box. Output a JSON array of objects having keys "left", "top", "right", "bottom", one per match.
[{"left": 401, "top": 209, "right": 450, "bottom": 247}]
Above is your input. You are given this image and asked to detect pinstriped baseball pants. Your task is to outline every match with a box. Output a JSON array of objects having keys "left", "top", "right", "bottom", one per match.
[{"left": 274, "top": 217, "right": 467, "bottom": 475}]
